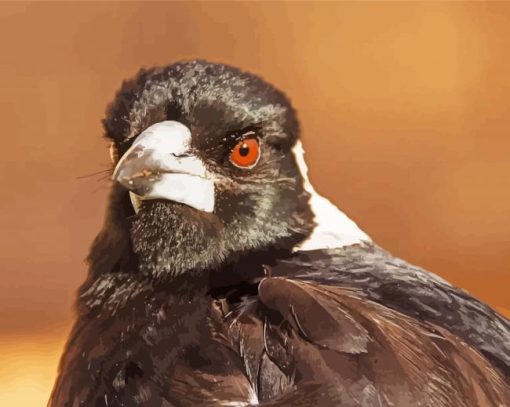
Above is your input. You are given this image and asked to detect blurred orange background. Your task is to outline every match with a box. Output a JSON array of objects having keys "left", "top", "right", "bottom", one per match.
[{"left": 0, "top": 2, "right": 509, "bottom": 405}]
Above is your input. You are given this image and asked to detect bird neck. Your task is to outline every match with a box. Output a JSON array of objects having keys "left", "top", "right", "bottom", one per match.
[{"left": 291, "top": 141, "right": 371, "bottom": 252}]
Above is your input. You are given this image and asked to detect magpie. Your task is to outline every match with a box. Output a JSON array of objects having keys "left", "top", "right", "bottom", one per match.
[{"left": 49, "top": 60, "right": 510, "bottom": 406}]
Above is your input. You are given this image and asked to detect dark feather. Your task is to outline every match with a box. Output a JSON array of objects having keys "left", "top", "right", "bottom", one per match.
[
  {"left": 226, "top": 272, "right": 510, "bottom": 405},
  {"left": 267, "top": 242, "right": 510, "bottom": 378}
]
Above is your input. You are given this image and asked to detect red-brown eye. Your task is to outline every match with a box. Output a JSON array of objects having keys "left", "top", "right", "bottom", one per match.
[{"left": 230, "top": 138, "right": 260, "bottom": 168}]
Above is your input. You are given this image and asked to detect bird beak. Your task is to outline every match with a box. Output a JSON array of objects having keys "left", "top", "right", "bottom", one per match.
[{"left": 113, "top": 121, "right": 215, "bottom": 214}]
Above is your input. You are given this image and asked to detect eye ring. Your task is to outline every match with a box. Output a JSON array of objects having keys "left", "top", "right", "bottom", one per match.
[{"left": 230, "top": 137, "right": 261, "bottom": 169}]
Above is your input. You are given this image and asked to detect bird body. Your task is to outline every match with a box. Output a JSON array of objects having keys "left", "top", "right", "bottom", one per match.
[
  {"left": 49, "top": 60, "right": 510, "bottom": 406},
  {"left": 50, "top": 242, "right": 510, "bottom": 406}
]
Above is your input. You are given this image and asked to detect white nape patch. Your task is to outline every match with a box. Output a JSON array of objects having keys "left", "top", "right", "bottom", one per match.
[
  {"left": 292, "top": 141, "right": 371, "bottom": 251},
  {"left": 114, "top": 121, "right": 215, "bottom": 213}
]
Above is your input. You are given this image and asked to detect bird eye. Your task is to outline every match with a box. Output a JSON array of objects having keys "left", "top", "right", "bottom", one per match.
[{"left": 230, "top": 137, "right": 260, "bottom": 169}]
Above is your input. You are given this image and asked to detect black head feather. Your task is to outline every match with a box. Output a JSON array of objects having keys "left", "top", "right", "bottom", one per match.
[{"left": 94, "top": 60, "right": 314, "bottom": 280}]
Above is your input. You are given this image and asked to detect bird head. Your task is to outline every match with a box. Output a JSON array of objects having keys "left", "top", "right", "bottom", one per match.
[{"left": 103, "top": 60, "right": 314, "bottom": 278}]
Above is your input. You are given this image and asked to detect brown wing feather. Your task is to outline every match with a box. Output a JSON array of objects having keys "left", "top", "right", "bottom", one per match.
[
  {"left": 259, "top": 277, "right": 370, "bottom": 354},
  {"left": 237, "top": 277, "right": 510, "bottom": 406}
]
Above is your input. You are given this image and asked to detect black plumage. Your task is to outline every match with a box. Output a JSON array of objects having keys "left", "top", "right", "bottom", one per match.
[{"left": 49, "top": 60, "right": 510, "bottom": 406}]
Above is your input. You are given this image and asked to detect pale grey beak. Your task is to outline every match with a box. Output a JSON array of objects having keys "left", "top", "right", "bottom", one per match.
[{"left": 113, "top": 121, "right": 215, "bottom": 213}]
